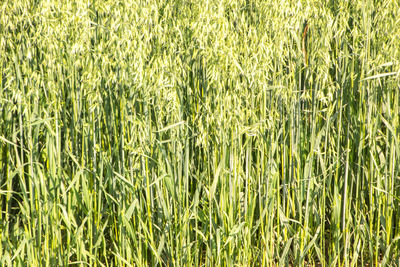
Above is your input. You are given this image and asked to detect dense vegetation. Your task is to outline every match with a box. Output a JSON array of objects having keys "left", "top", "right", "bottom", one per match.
[{"left": 1, "top": 0, "right": 399, "bottom": 266}]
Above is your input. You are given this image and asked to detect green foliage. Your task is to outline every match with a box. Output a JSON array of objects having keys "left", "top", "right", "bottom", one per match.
[{"left": 1, "top": 0, "right": 400, "bottom": 266}]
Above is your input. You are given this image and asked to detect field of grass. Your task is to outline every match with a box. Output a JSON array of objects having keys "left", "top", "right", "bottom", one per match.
[{"left": 1, "top": 0, "right": 400, "bottom": 266}]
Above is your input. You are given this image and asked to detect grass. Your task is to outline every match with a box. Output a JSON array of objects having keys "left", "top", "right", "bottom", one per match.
[{"left": 0, "top": 0, "right": 400, "bottom": 266}]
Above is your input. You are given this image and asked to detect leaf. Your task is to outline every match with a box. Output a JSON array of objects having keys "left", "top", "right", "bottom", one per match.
[
  {"left": 125, "top": 199, "right": 139, "bottom": 220},
  {"left": 154, "top": 121, "right": 185, "bottom": 133},
  {"left": 362, "top": 71, "right": 398, "bottom": 80}
]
